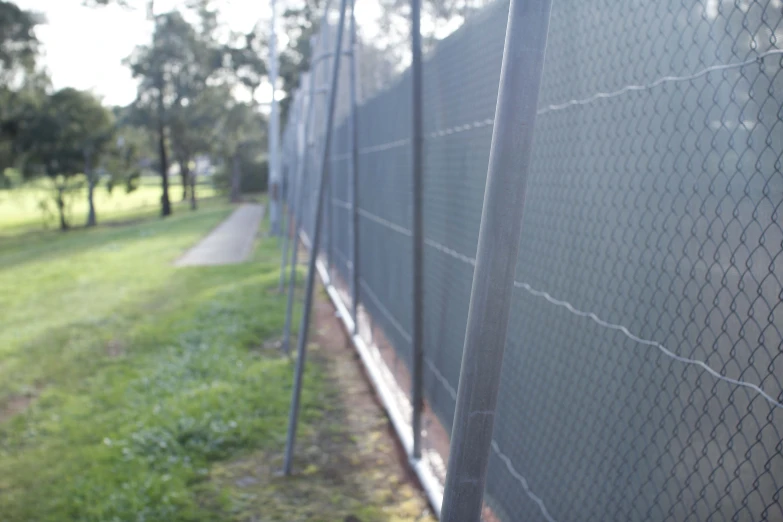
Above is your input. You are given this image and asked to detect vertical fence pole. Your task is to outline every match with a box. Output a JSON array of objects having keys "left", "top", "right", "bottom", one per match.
[
  {"left": 268, "top": 0, "right": 281, "bottom": 236},
  {"left": 283, "top": 0, "right": 349, "bottom": 475},
  {"left": 282, "top": 77, "right": 315, "bottom": 354},
  {"left": 326, "top": 139, "right": 333, "bottom": 282},
  {"left": 439, "top": 0, "right": 553, "bottom": 519},
  {"left": 410, "top": 0, "right": 424, "bottom": 460},
  {"left": 349, "top": 0, "right": 360, "bottom": 333},
  {"left": 321, "top": 24, "right": 332, "bottom": 281},
  {"left": 278, "top": 97, "right": 297, "bottom": 293}
]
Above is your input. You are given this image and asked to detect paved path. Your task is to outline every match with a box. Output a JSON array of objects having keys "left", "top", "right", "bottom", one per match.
[{"left": 175, "top": 204, "right": 263, "bottom": 266}]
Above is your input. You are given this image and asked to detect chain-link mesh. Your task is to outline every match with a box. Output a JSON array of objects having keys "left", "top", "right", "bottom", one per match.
[{"left": 282, "top": 0, "right": 783, "bottom": 519}]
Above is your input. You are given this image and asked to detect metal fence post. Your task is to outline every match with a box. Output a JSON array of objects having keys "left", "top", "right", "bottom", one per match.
[
  {"left": 410, "top": 0, "right": 425, "bottom": 461},
  {"left": 268, "top": 0, "right": 281, "bottom": 236},
  {"left": 283, "top": 0, "right": 349, "bottom": 475},
  {"left": 321, "top": 23, "right": 332, "bottom": 282},
  {"left": 282, "top": 77, "right": 315, "bottom": 354},
  {"left": 349, "top": 0, "right": 359, "bottom": 333},
  {"left": 278, "top": 97, "right": 298, "bottom": 293},
  {"left": 439, "top": 0, "right": 553, "bottom": 520},
  {"left": 326, "top": 137, "right": 333, "bottom": 282}
]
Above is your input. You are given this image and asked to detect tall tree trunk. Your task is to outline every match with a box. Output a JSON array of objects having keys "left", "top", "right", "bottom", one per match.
[
  {"left": 159, "top": 126, "right": 171, "bottom": 216},
  {"left": 56, "top": 185, "right": 68, "bottom": 231},
  {"left": 85, "top": 148, "right": 97, "bottom": 227},
  {"left": 178, "top": 158, "right": 196, "bottom": 211},
  {"left": 230, "top": 152, "right": 241, "bottom": 203},
  {"left": 190, "top": 169, "right": 197, "bottom": 210},
  {"left": 157, "top": 89, "right": 171, "bottom": 217},
  {"left": 180, "top": 170, "right": 188, "bottom": 201}
]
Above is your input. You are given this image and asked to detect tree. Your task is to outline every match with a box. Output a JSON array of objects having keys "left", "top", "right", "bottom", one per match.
[
  {"left": 126, "top": 10, "right": 213, "bottom": 216},
  {"left": 168, "top": 86, "right": 227, "bottom": 210},
  {"left": 208, "top": 91, "right": 266, "bottom": 202},
  {"left": 105, "top": 1, "right": 276, "bottom": 208},
  {"left": 220, "top": 27, "right": 267, "bottom": 95},
  {"left": 16, "top": 88, "right": 114, "bottom": 230},
  {"left": 0, "top": 77, "right": 46, "bottom": 174},
  {"left": 279, "top": 0, "right": 320, "bottom": 122}
]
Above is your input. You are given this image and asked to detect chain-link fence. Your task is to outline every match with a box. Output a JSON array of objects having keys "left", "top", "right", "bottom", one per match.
[{"left": 281, "top": 0, "right": 783, "bottom": 519}]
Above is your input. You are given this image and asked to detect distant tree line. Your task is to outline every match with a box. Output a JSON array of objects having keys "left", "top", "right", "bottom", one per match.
[{"left": 0, "top": 0, "right": 271, "bottom": 229}]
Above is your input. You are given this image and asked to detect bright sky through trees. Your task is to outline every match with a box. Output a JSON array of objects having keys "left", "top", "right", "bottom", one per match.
[{"left": 13, "top": 0, "right": 400, "bottom": 108}]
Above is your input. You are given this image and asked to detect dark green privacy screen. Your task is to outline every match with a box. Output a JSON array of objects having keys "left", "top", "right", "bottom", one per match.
[{"left": 286, "top": 1, "right": 783, "bottom": 519}]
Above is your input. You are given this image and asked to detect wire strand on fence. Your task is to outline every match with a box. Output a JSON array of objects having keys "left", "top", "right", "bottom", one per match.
[
  {"left": 537, "top": 49, "right": 783, "bottom": 115},
  {"left": 417, "top": 49, "right": 783, "bottom": 143},
  {"left": 490, "top": 441, "right": 558, "bottom": 522},
  {"left": 512, "top": 281, "right": 783, "bottom": 410},
  {"left": 345, "top": 202, "right": 783, "bottom": 411},
  {"left": 426, "top": 344, "right": 558, "bottom": 522},
  {"left": 360, "top": 278, "right": 413, "bottom": 344}
]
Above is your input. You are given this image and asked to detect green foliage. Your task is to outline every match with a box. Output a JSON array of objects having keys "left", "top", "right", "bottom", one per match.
[
  {"left": 0, "top": 76, "right": 48, "bottom": 172},
  {"left": 240, "top": 155, "right": 269, "bottom": 193},
  {"left": 212, "top": 154, "right": 268, "bottom": 195},
  {"left": 9, "top": 88, "right": 116, "bottom": 228},
  {"left": 0, "top": 0, "right": 47, "bottom": 172},
  {"left": 280, "top": 0, "right": 321, "bottom": 121},
  {"left": 124, "top": 4, "right": 271, "bottom": 210},
  {"left": 0, "top": 0, "right": 41, "bottom": 82},
  {"left": 125, "top": 9, "right": 215, "bottom": 214},
  {"left": 127, "top": 10, "right": 214, "bottom": 106},
  {"left": 219, "top": 27, "right": 267, "bottom": 95},
  {"left": 168, "top": 86, "right": 227, "bottom": 191},
  {"left": 0, "top": 166, "right": 22, "bottom": 188},
  {"left": 17, "top": 88, "right": 114, "bottom": 178},
  {"left": 220, "top": 100, "right": 267, "bottom": 158},
  {"left": 100, "top": 128, "right": 147, "bottom": 204}
]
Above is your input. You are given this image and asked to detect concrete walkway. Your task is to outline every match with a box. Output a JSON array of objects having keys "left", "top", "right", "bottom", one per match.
[{"left": 175, "top": 204, "right": 263, "bottom": 266}]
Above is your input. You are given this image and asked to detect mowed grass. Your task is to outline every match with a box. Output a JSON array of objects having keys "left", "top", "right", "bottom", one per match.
[
  {"left": 0, "top": 202, "right": 329, "bottom": 521},
  {"left": 0, "top": 176, "right": 217, "bottom": 235}
]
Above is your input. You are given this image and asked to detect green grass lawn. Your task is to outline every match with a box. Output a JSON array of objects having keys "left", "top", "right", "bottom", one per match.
[
  {"left": 0, "top": 197, "right": 433, "bottom": 522},
  {"left": 0, "top": 176, "right": 217, "bottom": 236},
  {"left": 0, "top": 201, "right": 322, "bottom": 521}
]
